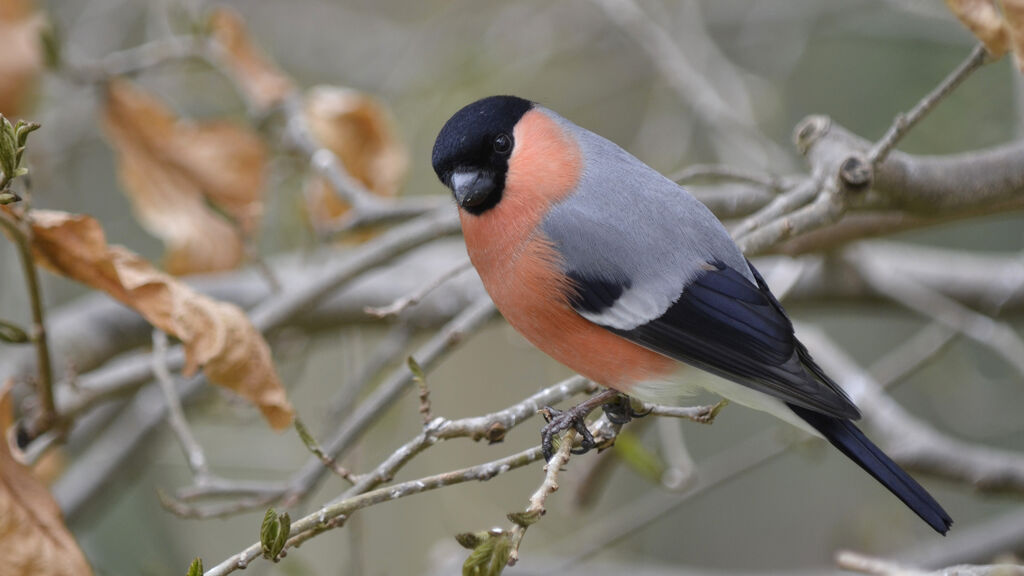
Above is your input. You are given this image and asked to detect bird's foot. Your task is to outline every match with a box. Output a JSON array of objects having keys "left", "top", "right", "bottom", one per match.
[
  {"left": 539, "top": 389, "right": 638, "bottom": 461},
  {"left": 601, "top": 395, "right": 650, "bottom": 425},
  {"left": 539, "top": 404, "right": 596, "bottom": 461}
]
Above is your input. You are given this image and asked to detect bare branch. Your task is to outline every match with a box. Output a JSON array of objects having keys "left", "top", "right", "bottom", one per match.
[
  {"left": 0, "top": 208, "right": 56, "bottom": 436},
  {"left": 204, "top": 445, "right": 547, "bottom": 576},
  {"left": 836, "top": 550, "right": 1021, "bottom": 576},
  {"left": 365, "top": 257, "right": 472, "bottom": 318},
  {"left": 796, "top": 324, "right": 1024, "bottom": 494},
  {"left": 855, "top": 255, "right": 1024, "bottom": 380},
  {"left": 591, "top": 0, "right": 791, "bottom": 168},
  {"left": 671, "top": 164, "right": 782, "bottom": 190},
  {"left": 639, "top": 400, "right": 728, "bottom": 424},
  {"left": 66, "top": 36, "right": 206, "bottom": 82},
  {"left": 868, "top": 44, "right": 990, "bottom": 166},
  {"left": 508, "top": 428, "right": 576, "bottom": 566},
  {"left": 281, "top": 297, "right": 497, "bottom": 505},
  {"left": 151, "top": 330, "right": 209, "bottom": 481}
]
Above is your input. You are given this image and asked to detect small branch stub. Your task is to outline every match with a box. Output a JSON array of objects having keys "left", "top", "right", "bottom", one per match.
[
  {"left": 794, "top": 115, "right": 830, "bottom": 155},
  {"left": 839, "top": 154, "right": 872, "bottom": 193}
]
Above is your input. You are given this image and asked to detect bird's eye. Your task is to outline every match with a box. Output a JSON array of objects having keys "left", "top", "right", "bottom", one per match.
[{"left": 493, "top": 133, "right": 513, "bottom": 155}]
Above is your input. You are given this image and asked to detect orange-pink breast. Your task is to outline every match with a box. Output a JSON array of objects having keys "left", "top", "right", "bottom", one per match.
[{"left": 460, "top": 108, "right": 676, "bottom": 390}]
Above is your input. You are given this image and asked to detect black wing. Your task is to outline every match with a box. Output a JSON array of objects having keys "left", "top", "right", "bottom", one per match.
[{"left": 570, "top": 260, "right": 861, "bottom": 419}]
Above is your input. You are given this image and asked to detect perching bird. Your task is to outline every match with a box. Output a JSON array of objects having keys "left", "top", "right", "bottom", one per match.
[{"left": 431, "top": 95, "right": 952, "bottom": 534}]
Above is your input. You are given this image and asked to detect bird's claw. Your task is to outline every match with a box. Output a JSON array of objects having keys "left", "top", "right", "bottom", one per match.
[
  {"left": 601, "top": 394, "right": 650, "bottom": 425},
  {"left": 540, "top": 405, "right": 596, "bottom": 461}
]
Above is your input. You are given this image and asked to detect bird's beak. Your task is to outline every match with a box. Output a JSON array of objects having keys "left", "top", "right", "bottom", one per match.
[{"left": 450, "top": 170, "right": 495, "bottom": 209}]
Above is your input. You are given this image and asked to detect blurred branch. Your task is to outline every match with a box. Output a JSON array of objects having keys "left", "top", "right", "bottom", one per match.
[
  {"left": 855, "top": 254, "right": 1024, "bottom": 380},
  {"left": 278, "top": 93, "right": 447, "bottom": 230},
  {"left": 281, "top": 297, "right": 498, "bottom": 506},
  {"left": 797, "top": 324, "right": 1024, "bottom": 494},
  {"left": 899, "top": 507, "right": 1024, "bottom": 569},
  {"left": 5, "top": 238, "right": 1024, "bottom": 422},
  {"left": 836, "top": 550, "right": 1021, "bottom": 576},
  {"left": 592, "top": 0, "right": 790, "bottom": 168},
  {"left": 151, "top": 330, "right": 209, "bottom": 481},
  {"left": 364, "top": 256, "right": 472, "bottom": 318},
  {"left": 66, "top": 36, "right": 206, "bottom": 82},
  {"left": 672, "top": 163, "right": 784, "bottom": 190}
]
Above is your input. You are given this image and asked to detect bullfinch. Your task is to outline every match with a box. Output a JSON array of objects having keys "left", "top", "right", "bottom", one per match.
[{"left": 431, "top": 95, "right": 952, "bottom": 534}]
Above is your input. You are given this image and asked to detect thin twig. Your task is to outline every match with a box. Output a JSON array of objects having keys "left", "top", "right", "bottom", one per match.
[
  {"left": 730, "top": 177, "right": 819, "bottom": 239},
  {"left": 671, "top": 163, "right": 780, "bottom": 190},
  {"left": 151, "top": 330, "right": 209, "bottom": 480},
  {"left": 656, "top": 417, "right": 695, "bottom": 490},
  {"left": 796, "top": 323, "right": 1024, "bottom": 494},
  {"left": 508, "top": 429, "right": 576, "bottom": 566},
  {"left": 365, "top": 257, "right": 472, "bottom": 318},
  {"left": 836, "top": 550, "right": 1021, "bottom": 576},
  {"left": 856, "top": 255, "right": 1024, "bottom": 379},
  {"left": 333, "top": 376, "right": 595, "bottom": 506},
  {"left": 293, "top": 417, "right": 356, "bottom": 484},
  {"left": 64, "top": 36, "right": 206, "bottom": 83},
  {"left": 638, "top": 400, "right": 728, "bottom": 424},
  {"left": 0, "top": 209, "right": 55, "bottom": 436},
  {"left": 591, "top": 0, "right": 790, "bottom": 167},
  {"left": 281, "top": 298, "right": 498, "bottom": 505},
  {"left": 868, "top": 44, "right": 990, "bottom": 166},
  {"left": 325, "top": 322, "right": 413, "bottom": 422},
  {"left": 281, "top": 93, "right": 383, "bottom": 214},
  {"left": 735, "top": 183, "right": 846, "bottom": 255},
  {"left": 204, "top": 446, "right": 548, "bottom": 576}
]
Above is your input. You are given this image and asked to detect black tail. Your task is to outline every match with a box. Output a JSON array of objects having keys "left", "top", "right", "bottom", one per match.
[{"left": 789, "top": 404, "right": 952, "bottom": 535}]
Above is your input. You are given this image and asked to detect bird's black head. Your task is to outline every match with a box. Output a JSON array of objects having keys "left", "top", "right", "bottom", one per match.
[{"left": 432, "top": 95, "right": 534, "bottom": 215}]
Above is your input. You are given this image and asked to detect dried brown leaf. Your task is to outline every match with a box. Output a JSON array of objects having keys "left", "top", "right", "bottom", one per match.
[
  {"left": 102, "top": 79, "right": 268, "bottom": 275},
  {"left": 303, "top": 86, "right": 408, "bottom": 227},
  {"left": 25, "top": 210, "right": 293, "bottom": 429},
  {"left": 1005, "top": 0, "right": 1024, "bottom": 72},
  {"left": 0, "top": 380, "right": 93, "bottom": 576},
  {"left": 946, "top": 0, "right": 1010, "bottom": 57},
  {"left": 0, "top": 0, "right": 45, "bottom": 117},
  {"left": 207, "top": 7, "right": 294, "bottom": 111}
]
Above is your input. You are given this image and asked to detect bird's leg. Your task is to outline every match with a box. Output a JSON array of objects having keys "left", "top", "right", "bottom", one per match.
[
  {"left": 539, "top": 388, "right": 626, "bottom": 461},
  {"left": 601, "top": 394, "right": 651, "bottom": 425}
]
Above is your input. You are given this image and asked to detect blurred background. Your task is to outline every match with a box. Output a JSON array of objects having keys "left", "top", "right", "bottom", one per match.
[{"left": 1, "top": 0, "right": 1023, "bottom": 574}]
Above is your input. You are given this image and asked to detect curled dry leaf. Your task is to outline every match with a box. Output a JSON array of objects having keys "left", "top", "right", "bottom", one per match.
[
  {"left": 24, "top": 210, "right": 293, "bottom": 429},
  {"left": 946, "top": 0, "right": 1024, "bottom": 71},
  {"left": 0, "top": 0, "right": 46, "bottom": 117},
  {"left": 102, "top": 79, "right": 268, "bottom": 275},
  {"left": 207, "top": 7, "right": 295, "bottom": 111},
  {"left": 303, "top": 86, "right": 408, "bottom": 228},
  {"left": 1006, "top": 0, "right": 1024, "bottom": 70},
  {"left": 0, "top": 380, "right": 93, "bottom": 576}
]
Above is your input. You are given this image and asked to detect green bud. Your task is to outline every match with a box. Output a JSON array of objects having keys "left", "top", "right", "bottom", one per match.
[
  {"left": 185, "top": 557, "right": 203, "bottom": 576},
  {"left": 506, "top": 509, "right": 542, "bottom": 528},
  {"left": 461, "top": 530, "right": 512, "bottom": 576},
  {"left": 260, "top": 507, "right": 291, "bottom": 561}
]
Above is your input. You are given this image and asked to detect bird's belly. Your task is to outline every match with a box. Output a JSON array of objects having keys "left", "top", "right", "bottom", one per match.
[{"left": 472, "top": 237, "right": 675, "bottom": 390}]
